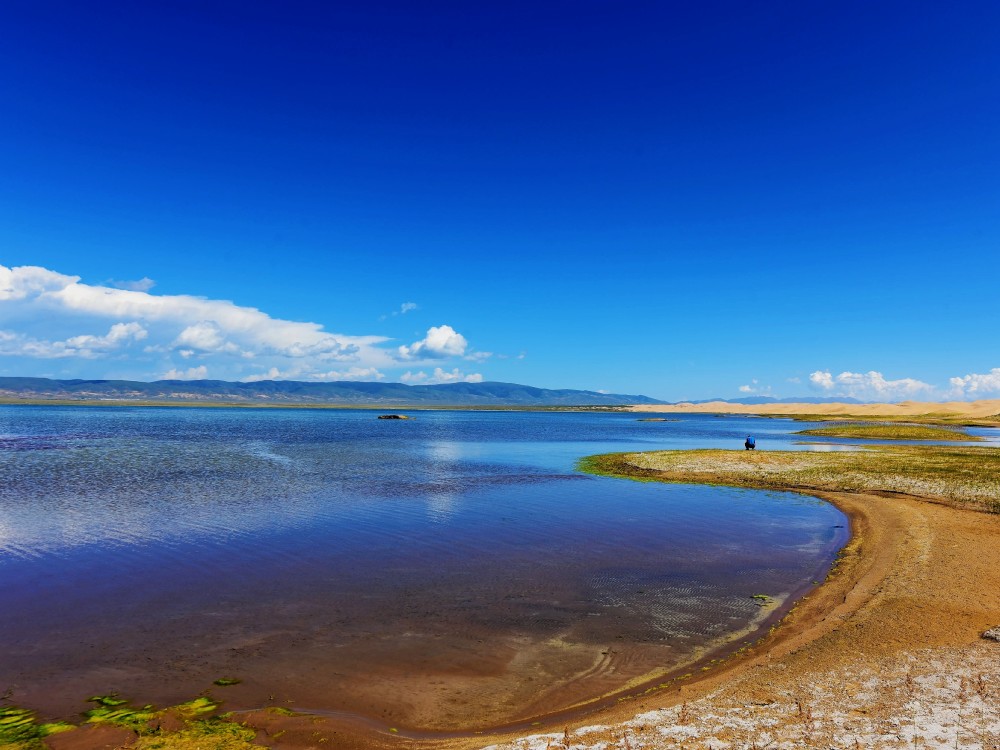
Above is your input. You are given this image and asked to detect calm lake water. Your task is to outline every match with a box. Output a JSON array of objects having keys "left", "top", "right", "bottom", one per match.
[{"left": 0, "top": 406, "right": 848, "bottom": 730}]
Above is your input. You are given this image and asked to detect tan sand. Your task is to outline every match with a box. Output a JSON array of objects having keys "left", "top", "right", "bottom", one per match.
[{"left": 628, "top": 399, "right": 1000, "bottom": 422}]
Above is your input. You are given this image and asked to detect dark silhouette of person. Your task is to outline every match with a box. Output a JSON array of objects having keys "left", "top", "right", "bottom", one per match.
[{"left": 745, "top": 435, "right": 756, "bottom": 451}]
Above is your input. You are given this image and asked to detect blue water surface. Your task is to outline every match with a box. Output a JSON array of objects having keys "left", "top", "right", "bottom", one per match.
[{"left": 0, "top": 406, "right": 847, "bottom": 724}]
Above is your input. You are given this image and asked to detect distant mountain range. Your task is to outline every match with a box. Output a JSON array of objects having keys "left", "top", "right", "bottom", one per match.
[
  {"left": 0, "top": 377, "right": 869, "bottom": 407},
  {"left": 0, "top": 377, "right": 664, "bottom": 406}
]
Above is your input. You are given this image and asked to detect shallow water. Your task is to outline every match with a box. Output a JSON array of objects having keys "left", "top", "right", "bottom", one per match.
[{"left": 0, "top": 406, "right": 847, "bottom": 729}]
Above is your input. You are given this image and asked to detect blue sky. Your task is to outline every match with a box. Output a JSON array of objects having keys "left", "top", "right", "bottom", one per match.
[{"left": 1, "top": 1, "right": 998, "bottom": 401}]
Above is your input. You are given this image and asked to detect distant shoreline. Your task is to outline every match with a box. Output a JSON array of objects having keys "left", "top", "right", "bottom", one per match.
[
  {"left": 0, "top": 398, "right": 625, "bottom": 411},
  {"left": 629, "top": 398, "right": 1000, "bottom": 426},
  {"left": 4, "top": 395, "right": 999, "bottom": 424}
]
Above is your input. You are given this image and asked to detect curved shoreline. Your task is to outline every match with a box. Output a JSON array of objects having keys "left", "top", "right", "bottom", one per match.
[
  {"left": 31, "top": 444, "right": 1000, "bottom": 749},
  {"left": 457, "top": 452, "right": 1000, "bottom": 750},
  {"left": 232, "top": 468, "right": 882, "bottom": 749}
]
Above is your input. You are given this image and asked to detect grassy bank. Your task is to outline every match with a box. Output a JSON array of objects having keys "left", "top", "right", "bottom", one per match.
[
  {"left": 581, "top": 445, "right": 1000, "bottom": 514},
  {"left": 773, "top": 411, "right": 1000, "bottom": 427},
  {"left": 794, "top": 423, "right": 981, "bottom": 441},
  {"left": 0, "top": 695, "right": 261, "bottom": 750}
]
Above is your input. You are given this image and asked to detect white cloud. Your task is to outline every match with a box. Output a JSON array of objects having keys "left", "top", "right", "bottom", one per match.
[
  {"left": 380, "top": 301, "right": 419, "bottom": 320},
  {"left": 737, "top": 378, "right": 773, "bottom": 395},
  {"left": 174, "top": 321, "right": 233, "bottom": 352},
  {"left": 808, "top": 370, "right": 933, "bottom": 401},
  {"left": 242, "top": 365, "right": 384, "bottom": 383},
  {"left": 400, "top": 368, "right": 483, "bottom": 384},
  {"left": 65, "top": 322, "right": 148, "bottom": 350},
  {"left": 435, "top": 367, "right": 483, "bottom": 383},
  {"left": 949, "top": 368, "right": 1000, "bottom": 398},
  {"left": 810, "top": 370, "right": 835, "bottom": 390},
  {"left": 309, "top": 367, "right": 384, "bottom": 382},
  {"left": 108, "top": 277, "right": 156, "bottom": 292},
  {"left": 0, "top": 322, "right": 148, "bottom": 359},
  {"left": 465, "top": 351, "right": 493, "bottom": 362},
  {"left": 162, "top": 365, "right": 208, "bottom": 380},
  {"left": 0, "top": 264, "right": 490, "bottom": 382},
  {"left": 6, "top": 265, "right": 382, "bottom": 358},
  {"left": 397, "top": 325, "right": 468, "bottom": 360},
  {"left": 0, "top": 265, "right": 72, "bottom": 300}
]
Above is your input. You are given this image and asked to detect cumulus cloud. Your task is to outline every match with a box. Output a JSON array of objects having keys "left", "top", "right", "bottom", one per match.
[
  {"left": 66, "top": 322, "right": 148, "bottom": 350},
  {"left": 0, "top": 322, "right": 148, "bottom": 359},
  {"left": 400, "top": 368, "right": 483, "bottom": 384},
  {"left": 0, "top": 264, "right": 490, "bottom": 382},
  {"left": 808, "top": 370, "right": 933, "bottom": 401},
  {"left": 162, "top": 365, "right": 208, "bottom": 380},
  {"left": 810, "top": 371, "right": 835, "bottom": 390},
  {"left": 949, "top": 368, "right": 1000, "bottom": 398},
  {"left": 0, "top": 263, "right": 400, "bottom": 376},
  {"left": 0, "top": 264, "right": 381, "bottom": 355},
  {"left": 174, "top": 321, "right": 233, "bottom": 353},
  {"left": 0, "top": 264, "right": 72, "bottom": 300},
  {"left": 397, "top": 325, "right": 468, "bottom": 360}
]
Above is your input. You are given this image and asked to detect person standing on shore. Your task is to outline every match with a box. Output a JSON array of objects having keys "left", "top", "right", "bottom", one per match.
[{"left": 745, "top": 435, "right": 756, "bottom": 450}]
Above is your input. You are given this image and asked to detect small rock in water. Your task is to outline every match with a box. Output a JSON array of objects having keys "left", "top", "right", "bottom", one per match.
[
  {"left": 983, "top": 626, "right": 1000, "bottom": 642},
  {"left": 377, "top": 414, "right": 411, "bottom": 420}
]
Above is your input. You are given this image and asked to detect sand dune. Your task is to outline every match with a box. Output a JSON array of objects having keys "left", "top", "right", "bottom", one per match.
[{"left": 629, "top": 399, "right": 1000, "bottom": 420}]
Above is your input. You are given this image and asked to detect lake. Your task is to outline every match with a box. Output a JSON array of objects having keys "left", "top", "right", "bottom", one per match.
[{"left": 0, "top": 406, "right": 848, "bottom": 731}]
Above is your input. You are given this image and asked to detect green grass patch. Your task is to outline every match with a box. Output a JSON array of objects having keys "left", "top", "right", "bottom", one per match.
[
  {"left": 1, "top": 694, "right": 242, "bottom": 750},
  {"left": 133, "top": 720, "right": 257, "bottom": 750},
  {"left": 84, "top": 695, "right": 158, "bottom": 730},
  {"left": 774, "top": 412, "right": 1000, "bottom": 427},
  {"left": 581, "top": 445, "right": 1000, "bottom": 514},
  {"left": 0, "top": 706, "right": 73, "bottom": 750},
  {"left": 796, "top": 423, "right": 979, "bottom": 441}
]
